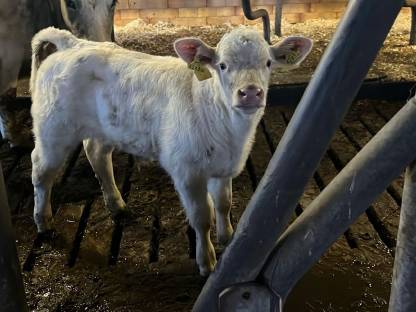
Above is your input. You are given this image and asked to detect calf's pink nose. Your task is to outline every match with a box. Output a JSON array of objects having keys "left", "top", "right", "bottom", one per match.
[{"left": 238, "top": 85, "right": 264, "bottom": 101}]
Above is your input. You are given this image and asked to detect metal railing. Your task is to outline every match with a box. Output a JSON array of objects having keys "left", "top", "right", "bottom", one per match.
[{"left": 275, "top": 0, "right": 416, "bottom": 45}]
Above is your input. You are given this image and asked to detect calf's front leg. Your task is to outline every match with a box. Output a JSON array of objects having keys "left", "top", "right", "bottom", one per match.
[
  {"left": 208, "top": 177, "right": 233, "bottom": 245},
  {"left": 173, "top": 175, "right": 216, "bottom": 276},
  {"left": 0, "top": 88, "right": 33, "bottom": 148}
]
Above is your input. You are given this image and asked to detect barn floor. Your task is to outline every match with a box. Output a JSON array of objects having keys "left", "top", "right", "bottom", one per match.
[{"left": 2, "top": 98, "right": 404, "bottom": 312}]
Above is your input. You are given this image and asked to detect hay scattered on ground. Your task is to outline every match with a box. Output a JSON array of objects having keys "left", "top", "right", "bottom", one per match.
[{"left": 116, "top": 13, "right": 416, "bottom": 83}]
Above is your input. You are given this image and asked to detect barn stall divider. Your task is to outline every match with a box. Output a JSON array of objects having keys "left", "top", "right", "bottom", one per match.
[{"left": 1, "top": 0, "right": 416, "bottom": 311}]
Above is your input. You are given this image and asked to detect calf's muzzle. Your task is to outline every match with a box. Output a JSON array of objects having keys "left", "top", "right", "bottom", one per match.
[{"left": 235, "top": 85, "right": 265, "bottom": 113}]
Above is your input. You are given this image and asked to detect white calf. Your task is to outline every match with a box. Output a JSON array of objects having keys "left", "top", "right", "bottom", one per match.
[{"left": 30, "top": 27, "right": 312, "bottom": 275}]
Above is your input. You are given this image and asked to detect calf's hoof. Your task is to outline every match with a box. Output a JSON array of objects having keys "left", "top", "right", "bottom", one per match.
[
  {"left": 199, "top": 260, "right": 216, "bottom": 277},
  {"left": 217, "top": 225, "right": 234, "bottom": 246},
  {"left": 106, "top": 196, "right": 127, "bottom": 215},
  {"left": 8, "top": 134, "right": 34, "bottom": 150},
  {"left": 37, "top": 228, "right": 58, "bottom": 242},
  {"left": 34, "top": 214, "right": 55, "bottom": 234},
  {"left": 198, "top": 242, "right": 217, "bottom": 277},
  {"left": 111, "top": 207, "right": 134, "bottom": 224}
]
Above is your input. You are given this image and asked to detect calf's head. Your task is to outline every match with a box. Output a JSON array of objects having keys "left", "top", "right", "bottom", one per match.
[
  {"left": 60, "top": 0, "right": 116, "bottom": 41},
  {"left": 175, "top": 28, "right": 312, "bottom": 115}
]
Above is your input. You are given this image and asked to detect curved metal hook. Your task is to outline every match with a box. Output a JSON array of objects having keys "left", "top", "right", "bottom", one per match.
[{"left": 241, "top": 0, "right": 272, "bottom": 44}]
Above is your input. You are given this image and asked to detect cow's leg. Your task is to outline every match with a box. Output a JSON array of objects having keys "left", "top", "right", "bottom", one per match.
[
  {"left": 0, "top": 88, "right": 13, "bottom": 139},
  {"left": 173, "top": 174, "right": 216, "bottom": 276},
  {"left": 0, "top": 88, "right": 17, "bottom": 142},
  {"left": 0, "top": 87, "right": 34, "bottom": 149},
  {"left": 83, "top": 139, "right": 126, "bottom": 217},
  {"left": 32, "top": 141, "right": 73, "bottom": 233},
  {"left": 208, "top": 177, "right": 233, "bottom": 245},
  {"left": 0, "top": 42, "right": 30, "bottom": 148}
]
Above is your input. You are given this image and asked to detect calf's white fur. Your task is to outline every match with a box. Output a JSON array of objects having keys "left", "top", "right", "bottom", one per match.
[{"left": 30, "top": 27, "right": 312, "bottom": 276}]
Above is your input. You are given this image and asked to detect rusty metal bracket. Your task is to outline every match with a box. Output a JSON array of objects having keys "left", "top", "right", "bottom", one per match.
[
  {"left": 241, "top": 0, "right": 271, "bottom": 44},
  {"left": 219, "top": 282, "right": 281, "bottom": 312}
]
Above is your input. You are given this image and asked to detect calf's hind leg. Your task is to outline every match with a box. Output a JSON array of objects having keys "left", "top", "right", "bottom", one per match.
[
  {"left": 83, "top": 139, "right": 126, "bottom": 218},
  {"left": 32, "top": 142, "right": 73, "bottom": 233}
]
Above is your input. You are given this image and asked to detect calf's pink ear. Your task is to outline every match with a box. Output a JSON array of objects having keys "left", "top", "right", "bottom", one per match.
[
  {"left": 174, "top": 38, "right": 216, "bottom": 65},
  {"left": 270, "top": 36, "right": 313, "bottom": 68}
]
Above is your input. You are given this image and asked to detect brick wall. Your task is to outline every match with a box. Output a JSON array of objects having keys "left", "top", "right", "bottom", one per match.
[{"left": 115, "top": 0, "right": 349, "bottom": 26}]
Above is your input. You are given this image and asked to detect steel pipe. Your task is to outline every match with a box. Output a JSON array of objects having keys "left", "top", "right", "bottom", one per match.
[
  {"left": 410, "top": 7, "right": 416, "bottom": 45},
  {"left": 193, "top": 1, "right": 403, "bottom": 311},
  {"left": 274, "top": 0, "right": 283, "bottom": 37},
  {"left": 260, "top": 97, "right": 416, "bottom": 302},
  {"left": 389, "top": 160, "right": 416, "bottom": 312},
  {"left": 241, "top": 0, "right": 271, "bottom": 44},
  {"left": 0, "top": 162, "right": 28, "bottom": 312}
]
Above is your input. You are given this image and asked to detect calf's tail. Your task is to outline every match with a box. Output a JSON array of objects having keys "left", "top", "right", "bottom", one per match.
[{"left": 30, "top": 27, "right": 78, "bottom": 92}]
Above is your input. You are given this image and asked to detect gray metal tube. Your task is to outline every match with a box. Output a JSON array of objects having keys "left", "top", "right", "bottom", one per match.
[
  {"left": 192, "top": 1, "right": 403, "bottom": 311},
  {"left": 389, "top": 161, "right": 416, "bottom": 311},
  {"left": 410, "top": 7, "right": 416, "bottom": 45},
  {"left": 0, "top": 162, "right": 28, "bottom": 312},
  {"left": 241, "top": 0, "right": 271, "bottom": 44},
  {"left": 274, "top": 0, "right": 283, "bottom": 37},
  {"left": 261, "top": 97, "right": 416, "bottom": 301}
]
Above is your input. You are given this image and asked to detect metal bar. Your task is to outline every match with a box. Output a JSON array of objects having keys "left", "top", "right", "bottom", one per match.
[
  {"left": 12, "top": 78, "right": 416, "bottom": 111},
  {"left": 192, "top": 1, "right": 403, "bottom": 311},
  {"left": 410, "top": 7, "right": 416, "bottom": 45},
  {"left": 274, "top": 0, "right": 283, "bottom": 36},
  {"left": 260, "top": 97, "right": 416, "bottom": 302},
  {"left": 241, "top": 0, "right": 271, "bottom": 44},
  {"left": 389, "top": 160, "right": 416, "bottom": 312},
  {"left": 267, "top": 79, "right": 416, "bottom": 106},
  {"left": 0, "top": 162, "right": 28, "bottom": 312}
]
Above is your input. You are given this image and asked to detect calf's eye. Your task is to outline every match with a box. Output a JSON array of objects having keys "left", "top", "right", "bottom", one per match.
[
  {"left": 266, "top": 60, "right": 272, "bottom": 68},
  {"left": 219, "top": 63, "right": 227, "bottom": 71}
]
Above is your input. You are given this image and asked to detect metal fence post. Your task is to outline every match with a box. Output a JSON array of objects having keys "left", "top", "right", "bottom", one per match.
[
  {"left": 275, "top": 0, "right": 283, "bottom": 37},
  {"left": 389, "top": 161, "right": 416, "bottom": 311},
  {"left": 0, "top": 162, "right": 28, "bottom": 312},
  {"left": 410, "top": 7, "right": 416, "bottom": 44},
  {"left": 192, "top": 1, "right": 403, "bottom": 311},
  {"left": 260, "top": 97, "right": 416, "bottom": 302}
]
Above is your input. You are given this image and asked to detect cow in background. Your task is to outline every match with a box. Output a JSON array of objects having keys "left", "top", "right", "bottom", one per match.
[{"left": 0, "top": 0, "right": 116, "bottom": 147}]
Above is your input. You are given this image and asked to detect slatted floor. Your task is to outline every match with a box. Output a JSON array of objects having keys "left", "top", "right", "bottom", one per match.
[{"left": 3, "top": 99, "right": 405, "bottom": 311}]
